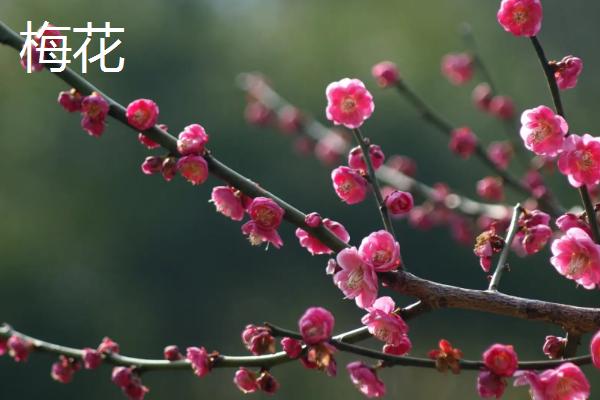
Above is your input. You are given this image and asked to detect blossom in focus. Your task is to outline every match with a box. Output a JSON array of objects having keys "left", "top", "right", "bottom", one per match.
[
  {"left": 514, "top": 362, "right": 590, "bottom": 400},
  {"left": 325, "top": 78, "right": 374, "bottom": 129},
  {"left": 497, "top": 0, "right": 543, "bottom": 37},
  {"left": 334, "top": 247, "right": 378, "bottom": 309}
]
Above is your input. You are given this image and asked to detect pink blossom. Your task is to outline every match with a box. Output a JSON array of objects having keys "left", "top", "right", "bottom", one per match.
[
  {"left": 242, "top": 324, "right": 275, "bottom": 355},
  {"left": 409, "top": 205, "right": 435, "bottom": 230},
  {"left": 81, "top": 92, "right": 109, "bottom": 137},
  {"left": 483, "top": 344, "right": 518, "bottom": 377},
  {"left": 277, "top": 105, "right": 303, "bottom": 134},
  {"left": 296, "top": 218, "right": 350, "bottom": 255},
  {"left": 382, "top": 337, "right": 412, "bottom": 356},
  {"left": 325, "top": 78, "right": 374, "bottom": 129},
  {"left": 281, "top": 337, "right": 303, "bottom": 359},
  {"left": 82, "top": 348, "right": 102, "bottom": 369},
  {"left": 304, "top": 212, "right": 322, "bottom": 228},
  {"left": 58, "top": 89, "right": 83, "bottom": 112},
  {"left": 124, "top": 382, "right": 150, "bottom": 400},
  {"left": 497, "top": 0, "right": 543, "bottom": 37},
  {"left": 449, "top": 127, "right": 478, "bottom": 159},
  {"left": 177, "top": 124, "right": 209, "bottom": 156},
  {"left": 550, "top": 227, "right": 600, "bottom": 289},
  {"left": 137, "top": 127, "right": 162, "bottom": 149},
  {"left": 112, "top": 366, "right": 133, "bottom": 387},
  {"left": 299, "top": 307, "right": 335, "bottom": 345},
  {"left": 361, "top": 297, "right": 409, "bottom": 349},
  {"left": 348, "top": 144, "right": 385, "bottom": 173},
  {"left": 50, "top": 355, "right": 80, "bottom": 384},
  {"left": 141, "top": 156, "right": 163, "bottom": 175},
  {"left": 186, "top": 346, "right": 211, "bottom": 378},
  {"left": 385, "top": 190, "right": 414, "bottom": 216},
  {"left": 7, "top": 335, "right": 32, "bottom": 362},
  {"left": 234, "top": 368, "right": 259, "bottom": 393},
  {"left": 441, "top": 53, "right": 473, "bottom": 85},
  {"left": 126, "top": 99, "right": 159, "bottom": 131},
  {"left": 98, "top": 336, "right": 120, "bottom": 354},
  {"left": 20, "top": 23, "right": 63, "bottom": 72},
  {"left": 543, "top": 336, "right": 566, "bottom": 360},
  {"left": 331, "top": 166, "right": 368, "bottom": 204},
  {"left": 520, "top": 106, "right": 568, "bottom": 157},
  {"left": 556, "top": 213, "right": 592, "bottom": 237},
  {"left": 256, "top": 371, "right": 280, "bottom": 394},
  {"left": 487, "top": 141, "right": 513, "bottom": 170},
  {"left": 387, "top": 155, "right": 417, "bottom": 177},
  {"left": 346, "top": 362, "right": 386, "bottom": 398},
  {"left": 514, "top": 363, "right": 590, "bottom": 400},
  {"left": 591, "top": 330, "right": 600, "bottom": 369},
  {"left": 489, "top": 96, "right": 515, "bottom": 120},
  {"left": 245, "top": 101, "right": 272, "bottom": 126},
  {"left": 554, "top": 56, "right": 583, "bottom": 90},
  {"left": 372, "top": 61, "right": 399, "bottom": 88},
  {"left": 315, "top": 130, "right": 348, "bottom": 165},
  {"left": 334, "top": 247, "right": 378, "bottom": 309},
  {"left": 163, "top": 345, "right": 183, "bottom": 361},
  {"left": 473, "top": 83, "right": 493, "bottom": 111},
  {"left": 558, "top": 134, "right": 600, "bottom": 187},
  {"left": 210, "top": 186, "right": 245, "bottom": 221},
  {"left": 477, "top": 177, "right": 504, "bottom": 201},
  {"left": 242, "top": 197, "right": 285, "bottom": 249},
  {"left": 358, "top": 230, "right": 401, "bottom": 272},
  {"left": 523, "top": 169, "right": 547, "bottom": 198},
  {"left": 515, "top": 224, "right": 552, "bottom": 255},
  {"left": 177, "top": 155, "right": 209, "bottom": 185},
  {"left": 477, "top": 370, "right": 507, "bottom": 399}
]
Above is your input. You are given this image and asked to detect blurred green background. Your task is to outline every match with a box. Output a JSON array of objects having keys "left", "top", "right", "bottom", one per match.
[{"left": 1, "top": 0, "right": 600, "bottom": 398}]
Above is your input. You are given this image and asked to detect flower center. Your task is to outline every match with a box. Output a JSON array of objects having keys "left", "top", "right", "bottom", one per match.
[
  {"left": 347, "top": 268, "right": 364, "bottom": 290},
  {"left": 373, "top": 249, "right": 390, "bottom": 265},
  {"left": 531, "top": 122, "right": 551, "bottom": 143},
  {"left": 576, "top": 150, "right": 594, "bottom": 171},
  {"left": 341, "top": 96, "right": 357, "bottom": 113},
  {"left": 255, "top": 207, "right": 277, "bottom": 229},
  {"left": 512, "top": 7, "right": 528, "bottom": 24},
  {"left": 340, "top": 180, "right": 355, "bottom": 194},
  {"left": 134, "top": 109, "right": 149, "bottom": 123},
  {"left": 568, "top": 252, "right": 589, "bottom": 276},
  {"left": 374, "top": 326, "right": 390, "bottom": 341}
]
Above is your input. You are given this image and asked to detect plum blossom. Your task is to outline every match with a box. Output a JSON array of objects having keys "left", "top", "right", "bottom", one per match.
[
  {"left": 514, "top": 363, "right": 590, "bottom": 400},
  {"left": 234, "top": 368, "right": 259, "bottom": 394},
  {"left": 346, "top": 362, "right": 386, "bottom": 398},
  {"left": 482, "top": 344, "right": 518, "bottom": 377},
  {"left": 331, "top": 166, "right": 368, "bottom": 204},
  {"left": 371, "top": 61, "right": 399, "bottom": 88},
  {"left": 210, "top": 186, "right": 245, "bottom": 221},
  {"left": 497, "top": 0, "right": 543, "bottom": 37},
  {"left": 81, "top": 92, "right": 109, "bottom": 137},
  {"left": 473, "top": 83, "right": 493, "bottom": 111},
  {"left": 385, "top": 190, "right": 414, "bottom": 216},
  {"left": 556, "top": 213, "right": 592, "bottom": 237},
  {"left": 334, "top": 247, "right": 378, "bottom": 309},
  {"left": 449, "top": 127, "right": 478, "bottom": 159},
  {"left": 489, "top": 96, "right": 515, "bottom": 120},
  {"left": 82, "top": 348, "right": 102, "bottom": 369},
  {"left": 441, "top": 53, "right": 473, "bottom": 85},
  {"left": 126, "top": 99, "right": 159, "bottom": 131},
  {"left": 557, "top": 134, "right": 600, "bottom": 187},
  {"left": 163, "top": 345, "right": 183, "bottom": 361},
  {"left": 550, "top": 227, "right": 600, "bottom": 289},
  {"left": 348, "top": 144, "right": 385, "bottom": 173},
  {"left": 242, "top": 197, "right": 285, "bottom": 248},
  {"left": 553, "top": 56, "right": 583, "bottom": 90},
  {"left": 281, "top": 337, "right": 303, "bottom": 359},
  {"left": 296, "top": 218, "right": 350, "bottom": 255},
  {"left": 487, "top": 141, "right": 513, "bottom": 170},
  {"left": 242, "top": 324, "right": 275, "bottom": 355},
  {"left": 477, "top": 370, "right": 507, "bottom": 399},
  {"left": 177, "top": 155, "right": 209, "bottom": 185},
  {"left": 361, "top": 297, "right": 410, "bottom": 353},
  {"left": 543, "top": 336, "right": 566, "bottom": 360},
  {"left": 186, "top": 346, "right": 211, "bottom": 378},
  {"left": 358, "top": 230, "right": 402, "bottom": 272},
  {"left": 7, "top": 335, "right": 32, "bottom": 362},
  {"left": 520, "top": 106, "right": 568, "bottom": 157},
  {"left": 304, "top": 212, "right": 322, "bottom": 228},
  {"left": 513, "top": 209, "right": 552, "bottom": 256},
  {"left": 325, "top": 78, "right": 374, "bottom": 129},
  {"left": 256, "top": 371, "right": 280, "bottom": 394},
  {"left": 477, "top": 177, "right": 504, "bottom": 201},
  {"left": 428, "top": 339, "right": 463, "bottom": 374},
  {"left": 58, "top": 89, "right": 83, "bottom": 112},
  {"left": 177, "top": 124, "right": 209, "bottom": 156},
  {"left": 50, "top": 355, "right": 80, "bottom": 384},
  {"left": 299, "top": 307, "right": 334, "bottom": 345}
]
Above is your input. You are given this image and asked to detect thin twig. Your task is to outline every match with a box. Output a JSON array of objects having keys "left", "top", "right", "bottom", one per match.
[
  {"left": 488, "top": 203, "right": 522, "bottom": 291},
  {"left": 352, "top": 128, "right": 395, "bottom": 235}
]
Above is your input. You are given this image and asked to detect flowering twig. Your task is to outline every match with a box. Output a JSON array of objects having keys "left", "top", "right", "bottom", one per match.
[
  {"left": 529, "top": 36, "right": 600, "bottom": 244},
  {"left": 266, "top": 323, "right": 592, "bottom": 371},
  {"left": 237, "top": 73, "right": 508, "bottom": 219},
  {"left": 393, "top": 79, "right": 562, "bottom": 216},
  {"left": 488, "top": 203, "right": 523, "bottom": 291},
  {"left": 352, "top": 128, "right": 395, "bottom": 234}
]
